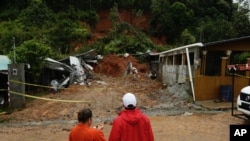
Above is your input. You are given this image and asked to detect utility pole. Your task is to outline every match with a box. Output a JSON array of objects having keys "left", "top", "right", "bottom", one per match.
[{"left": 13, "top": 37, "right": 16, "bottom": 64}]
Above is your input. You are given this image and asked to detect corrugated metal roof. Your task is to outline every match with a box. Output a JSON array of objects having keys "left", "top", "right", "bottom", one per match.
[
  {"left": 159, "top": 42, "right": 203, "bottom": 56},
  {"left": 0, "top": 55, "right": 11, "bottom": 70},
  {"left": 204, "top": 36, "right": 250, "bottom": 46}
]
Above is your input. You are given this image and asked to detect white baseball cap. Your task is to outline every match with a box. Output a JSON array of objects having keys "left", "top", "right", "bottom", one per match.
[{"left": 122, "top": 93, "right": 137, "bottom": 108}]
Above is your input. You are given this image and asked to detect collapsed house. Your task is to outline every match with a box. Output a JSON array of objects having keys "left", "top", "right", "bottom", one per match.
[{"left": 40, "top": 49, "right": 102, "bottom": 92}]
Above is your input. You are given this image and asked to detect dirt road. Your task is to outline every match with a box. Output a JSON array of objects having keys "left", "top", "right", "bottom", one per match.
[{"left": 0, "top": 112, "right": 247, "bottom": 141}]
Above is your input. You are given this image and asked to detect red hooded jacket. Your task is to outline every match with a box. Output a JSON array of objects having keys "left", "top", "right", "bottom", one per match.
[{"left": 108, "top": 108, "right": 154, "bottom": 141}]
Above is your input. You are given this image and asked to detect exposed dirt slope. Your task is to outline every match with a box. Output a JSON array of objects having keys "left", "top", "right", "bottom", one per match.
[{"left": 88, "top": 10, "right": 166, "bottom": 45}]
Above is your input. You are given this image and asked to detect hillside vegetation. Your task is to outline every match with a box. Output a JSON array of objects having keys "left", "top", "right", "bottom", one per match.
[{"left": 0, "top": 0, "right": 250, "bottom": 81}]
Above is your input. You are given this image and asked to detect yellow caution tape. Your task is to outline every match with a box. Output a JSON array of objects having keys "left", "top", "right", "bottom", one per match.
[
  {"left": 0, "top": 112, "right": 7, "bottom": 115},
  {"left": 233, "top": 73, "right": 250, "bottom": 79},
  {"left": 9, "top": 79, "right": 57, "bottom": 89},
  {"left": 5, "top": 73, "right": 249, "bottom": 104},
  {"left": 0, "top": 89, "right": 8, "bottom": 91},
  {"left": 9, "top": 91, "right": 96, "bottom": 103}
]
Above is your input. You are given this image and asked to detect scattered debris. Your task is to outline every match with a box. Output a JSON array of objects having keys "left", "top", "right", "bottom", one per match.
[
  {"left": 41, "top": 49, "right": 102, "bottom": 92},
  {"left": 94, "top": 54, "right": 148, "bottom": 77},
  {"left": 182, "top": 112, "right": 193, "bottom": 116},
  {"left": 127, "top": 61, "right": 139, "bottom": 77}
]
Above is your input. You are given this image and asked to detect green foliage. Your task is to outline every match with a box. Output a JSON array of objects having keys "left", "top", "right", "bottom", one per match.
[
  {"left": 150, "top": 0, "right": 249, "bottom": 44},
  {"left": 9, "top": 5, "right": 92, "bottom": 56},
  {"left": 44, "top": 0, "right": 101, "bottom": 12},
  {"left": 18, "top": 0, "right": 55, "bottom": 28},
  {"left": 152, "top": 44, "right": 169, "bottom": 52},
  {"left": 216, "top": 0, "right": 231, "bottom": 18},
  {"left": 54, "top": 6, "right": 98, "bottom": 27},
  {"left": 103, "top": 3, "right": 155, "bottom": 55},
  {"left": 238, "top": 52, "right": 250, "bottom": 63},
  {"left": 180, "top": 29, "right": 196, "bottom": 45},
  {"left": 133, "top": 0, "right": 151, "bottom": 10},
  {"left": 201, "top": 18, "right": 234, "bottom": 42},
  {"left": 8, "top": 39, "right": 55, "bottom": 64},
  {"left": 169, "top": 2, "right": 195, "bottom": 43},
  {"left": 0, "top": 0, "right": 250, "bottom": 57},
  {"left": 71, "top": 28, "right": 91, "bottom": 42},
  {"left": 103, "top": 39, "right": 122, "bottom": 54},
  {"left": 150, "top": 0, "right": 196, "bottom": 44},
  {"left": 109, "top": 3, "right": 120, "bottom": 26},
  {"left": 7, "top": 39, "right": 55, "bottom": 82},
  {"left": 117, "top": 0, "right": 135, "bottom": 9},
  {"left": 47, "top": 18, "right": 91, "bottom": 54},
  {"left": 0, "top": 8, "right": 20, "bottom": 20},
  {"left": 78, "top": 41, "right": 104, "bottom": 54},
  {"left": 232, "top": 11, "right": 250, "bottom": 37},
  {"left": 233, "top": 52, "right": 250, "bottom": 64},
  {"left": 78, "top": 10, "right": 98, "bottom": 28},
  {"left": 0, "top": 0, "right": 29, "bottom": 20},
  {"left": 89, "top": 32, "right": 154, "bottom": 56},
  {"left": 0, "top": 21, "right": 25, "bottom": 54},
  {"left": 150, "top": 0, "right": 171, "bottom": 36}
]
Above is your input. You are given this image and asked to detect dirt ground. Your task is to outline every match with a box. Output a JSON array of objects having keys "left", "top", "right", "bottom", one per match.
[{"left": 0, "top": 55, "right": 249, "bottom": 141}]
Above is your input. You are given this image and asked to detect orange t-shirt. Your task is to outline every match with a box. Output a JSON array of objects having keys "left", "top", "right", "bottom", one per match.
[{"left": 69, "top": 123, "right": 106, "bottom": 141}]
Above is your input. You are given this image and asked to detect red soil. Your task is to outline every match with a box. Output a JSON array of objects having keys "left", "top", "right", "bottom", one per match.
[{"left": 94, "top": 54, "right": 149, "bottom": 77}]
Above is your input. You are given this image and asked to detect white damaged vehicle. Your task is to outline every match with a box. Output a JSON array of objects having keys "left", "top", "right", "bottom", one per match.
[{"left": 237, "top": 86, "right": 250, "bottom": 119}]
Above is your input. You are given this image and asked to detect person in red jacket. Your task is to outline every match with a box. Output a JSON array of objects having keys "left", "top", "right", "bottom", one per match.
[
  {"left": 69, "top": 108, "right": 106, "bottom": 141},
  {"left": 108, "top": 93, "right": 154, "bottom": 141}
]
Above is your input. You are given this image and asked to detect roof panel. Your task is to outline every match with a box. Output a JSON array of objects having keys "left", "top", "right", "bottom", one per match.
[{"left": 0, "top": 55, "right": 11, "bottom": 70}]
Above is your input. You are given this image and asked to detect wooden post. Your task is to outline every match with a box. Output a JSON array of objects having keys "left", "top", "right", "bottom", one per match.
[
  {"left": 221, "top": 57, "right": 228, "bottom": 77},
  {"left": 246, "top": 58, "right": 250, "bottom": 77},
  {"left": 201, "top": 50, "right": 207, "bottom": 75}
]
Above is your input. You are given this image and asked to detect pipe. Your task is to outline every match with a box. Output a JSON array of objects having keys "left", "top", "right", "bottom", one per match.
[{"left": 186, "top": 48, "right": 196, "bottom": 102}]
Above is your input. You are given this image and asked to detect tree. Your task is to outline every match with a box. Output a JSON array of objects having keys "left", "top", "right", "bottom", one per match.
[
  {"left": 232, "top": 11, "right": 250, "bottom": 37},
  {"left": 150, "top": 0, "right": 171, "bottom": 39},
  {"left": 202, "top": 18, "right": 235, "bottom": 42},
  {"left": 0, "top": 21, "right": 24, "bottom": 54},
  {"left": 18, "top": 0, "right": 54, "bottom": 29},
  {"left": 150, "top": 1, "right": 195, "bottom": 44},
  {"left": 8, "top": 39, "right": 55, "bottom": 83},
  {"left": 48, "top": 18, "right": 91, "bottom": 54},
  {"left": 0, "top": 0, "right": 29, "bottom": 20},
  {"left": 180, "top": 29, "right": 196, "bottom": 45},
  {"left": 101, "top": 4, "right": 154, "bottom": 55}
]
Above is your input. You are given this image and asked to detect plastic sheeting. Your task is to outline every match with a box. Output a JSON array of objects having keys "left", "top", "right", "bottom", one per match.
[{"left": 0, "top": 55, "right": 11, "bottom": 71}]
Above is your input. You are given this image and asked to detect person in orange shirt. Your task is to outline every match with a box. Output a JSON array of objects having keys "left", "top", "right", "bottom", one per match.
[{"left": 69, "top": 108, "right": 106, "bottom": 141}]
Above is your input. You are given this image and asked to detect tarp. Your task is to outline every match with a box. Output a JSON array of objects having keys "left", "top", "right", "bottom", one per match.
[{"left": 0, "top": 55, "right": 11, "bottom": 71}]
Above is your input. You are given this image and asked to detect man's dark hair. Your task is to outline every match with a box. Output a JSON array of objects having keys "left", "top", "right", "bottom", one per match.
[
  {"left": 78, "top": 108, "right": 92, "bottom": 123},
  {"left": 125, "top": 104, "right": 136, "bottom": 110}
]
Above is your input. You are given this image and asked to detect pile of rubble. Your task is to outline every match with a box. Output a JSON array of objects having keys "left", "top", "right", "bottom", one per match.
[{"left": 94, "top": 54, "right": 149, "bottom": 77}]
